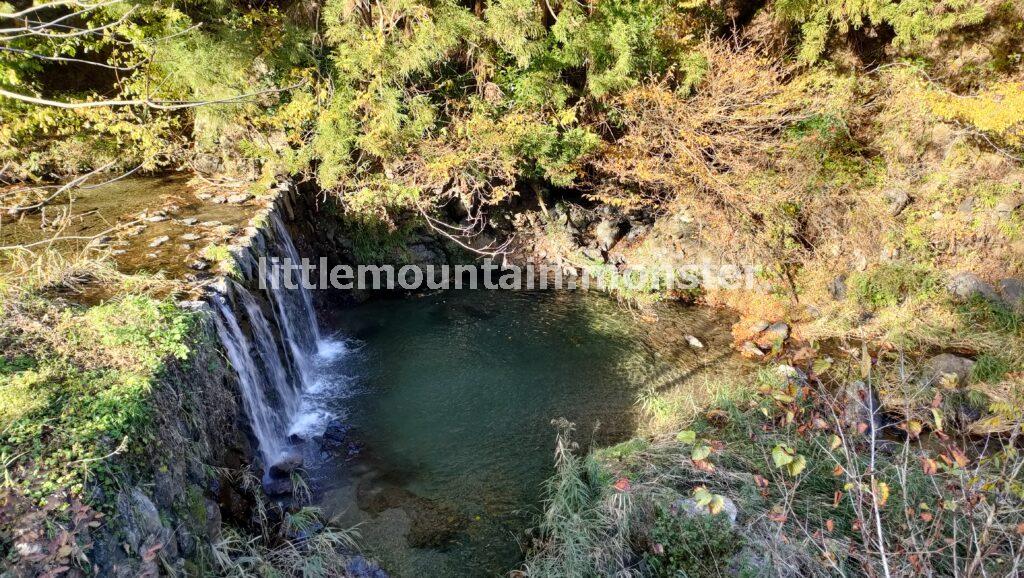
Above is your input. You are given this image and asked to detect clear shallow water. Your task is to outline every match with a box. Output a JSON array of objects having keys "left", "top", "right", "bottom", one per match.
[{"left": 302, "top": 290, "right": 738, "bottom": 576}]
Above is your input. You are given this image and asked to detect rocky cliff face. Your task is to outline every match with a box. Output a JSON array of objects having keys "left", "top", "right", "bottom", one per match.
[{"left": 92, "top": 318, "right": 254, "bottom": 576}]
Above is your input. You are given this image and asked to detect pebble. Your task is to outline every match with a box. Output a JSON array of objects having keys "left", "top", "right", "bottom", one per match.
[
  {"left": 684, "top": 335, "right": 704, "bottom": 349},
  {"left": 149, "top": 236, "right": 170, "bottom": 248},
  {"left": 181, "top": 217, "right": 199, "bottom": 226},
  {"left": 181, "top": 233, "right": 202, "bottom": 241},
  {"left": 146, "top": 215, "right": 169, "bottom": 223}
]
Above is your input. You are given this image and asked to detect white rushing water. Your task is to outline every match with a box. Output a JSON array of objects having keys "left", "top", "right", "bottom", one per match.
[{"left": 210, "top": 212, "right": 345, "bottom": 466}]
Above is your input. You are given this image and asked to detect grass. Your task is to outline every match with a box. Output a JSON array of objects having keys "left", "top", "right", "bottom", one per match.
[{"left": 523, "top": 351, "right": 1024, "bottom": 577}]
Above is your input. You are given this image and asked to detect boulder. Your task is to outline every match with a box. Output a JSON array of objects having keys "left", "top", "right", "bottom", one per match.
[
  {"left": 887, "top": 190, "right": 910, "bottom": 216},
  {"left": 268, "top": 452, "right": 303, "bottom": 478},
  {"left": 671, "top": 496, "right": 738, "bottom": 526},
  {"left": 593, "top": 218, "right": 628, "bottom": 251},
  {"left": 263, "top": 477, "right": 292, "bottom": 497},
  {"left": 947, "top": 272, "right": 998, "bottom": 302},
  {"left": 998, "top": 278, "right": 1023, "bottom": 309},
  {"left": 740, "top": 341, "right": 765, "bottom": 358},
  {"left": 845, "top": 380, "right": 882, "bottom": 433},
  {"left": 117, "top": 489, "right": 177, "bottom": 559},
  {"left": 320, "top": 419, "right": 351, "bottom": 452},
  {"left": 922, "top": 353, "right": 974, "bottom": 387},
  {"left": 346, "top": 555, "right": 390, "bottom": 578},
  {"left": 829, "top": 274, "right": 847, "bottom": 300},
  {"left": 994, "top": 195, "right": 1022, "bottom": 218},
  {"left": 754, "top": 322, "right": 789, "bottom": 348}
]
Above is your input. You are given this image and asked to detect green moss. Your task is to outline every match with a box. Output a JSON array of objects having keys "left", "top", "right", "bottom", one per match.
[{"left": 0, "top": 296, "right": 198, "bottom": 505}]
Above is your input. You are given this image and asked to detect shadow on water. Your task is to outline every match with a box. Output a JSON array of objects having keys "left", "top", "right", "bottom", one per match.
[{"left": 301, "top": 290, "right": 742, "bottom": 577}]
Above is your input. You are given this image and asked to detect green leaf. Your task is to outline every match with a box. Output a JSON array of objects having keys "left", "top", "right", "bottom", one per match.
[
  {"left": 676, "top": 430, "right": 696, "bottom": 444},
  {"left": 786, "top": 454, "right": 807, "bottom": 477},
  {"left": 692, "top": 486, "right": 713, "bottom": 506},
  {"left": 772, "top": 444, "right": 795, "bottom": 468},
  {"left": 691, "top": 444, "right": 711, "bottom": 461},
  {"left": 812, "top": 356, "right": 833, "bottom": 375}
]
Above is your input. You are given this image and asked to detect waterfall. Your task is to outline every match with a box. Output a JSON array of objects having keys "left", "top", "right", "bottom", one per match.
[
  {"left": 212, "top": 293, "right": 289, "bottom": 463},
  {"left": 208, "top": 211, "right": 324, "bottom": 466}
]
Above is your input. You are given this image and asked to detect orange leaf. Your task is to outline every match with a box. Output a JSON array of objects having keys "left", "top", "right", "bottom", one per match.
[
  {"left": 613, "top": 478, "right": 631, "bottom": 492},
  {"left": 949, "top": 447, "right": 969, "bottom": 468},
  {"left": 825, "top": 519, "right": 834, "bottom": 532}
]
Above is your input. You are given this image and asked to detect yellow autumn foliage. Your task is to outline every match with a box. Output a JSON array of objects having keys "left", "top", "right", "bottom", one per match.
[{"left": 927, "top": 81, "right": 1024, "bottom": 147}]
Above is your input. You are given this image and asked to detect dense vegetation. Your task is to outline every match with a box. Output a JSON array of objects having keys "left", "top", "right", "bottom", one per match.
[{"left": 3, "top": 0, "right": 1024, "bottom": 576}]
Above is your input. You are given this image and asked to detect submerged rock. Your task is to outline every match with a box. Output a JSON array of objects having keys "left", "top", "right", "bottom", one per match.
[{"left": 148, "top": 235, "right": 170, "bottom": 248}]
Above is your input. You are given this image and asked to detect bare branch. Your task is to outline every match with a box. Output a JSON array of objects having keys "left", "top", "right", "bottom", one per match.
[
  {"left": 0, "top": 0, "right": 118, "bottom": 19},
  {"left": 1, "top": 161, "right": 114, "bottom": 214},
  {"left": 1, "top": 6, "right": 136, "bottom": 41},
  {"left": 0, "top": 46, "right": 137, "bottom": 71},
  {"left": 0, "top": 81, "right": 303, "bottom": 110}
]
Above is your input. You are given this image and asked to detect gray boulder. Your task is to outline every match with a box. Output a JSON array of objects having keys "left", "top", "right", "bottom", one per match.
[
  {"left": 117, "top": 489, "right": 177, "bottom": 560},
  {"left": 268, "top": 451, "right": 303, "bottom": 478},
  {"left": 593, "top": 218, "right": 628, "bottom": 251},
  {"left": 672, "top": 496, "right": 738, "bottom": 526},
  {"left": 947, "top": 272, "right": 998, "bottom": 302},
  {"left": 829, "top": 274, "right": 847, "bottom": 300},
  {"left": 922, "top": 353, "right": 974, "bottom": 387},
  {"left": 998, "top": 278, "right": 1023, "bottom": 309}
]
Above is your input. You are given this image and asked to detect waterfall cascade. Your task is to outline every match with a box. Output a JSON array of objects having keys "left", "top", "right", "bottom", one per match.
[{"left": 209, "top": 211, "right": 325, "bottom": 466}]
